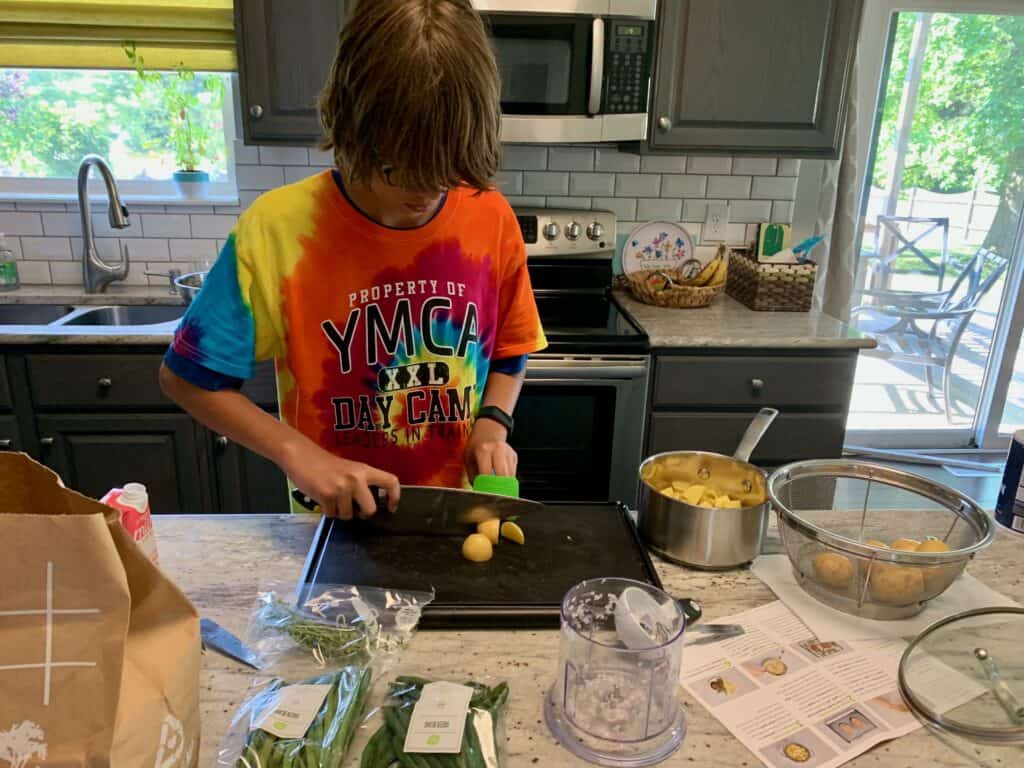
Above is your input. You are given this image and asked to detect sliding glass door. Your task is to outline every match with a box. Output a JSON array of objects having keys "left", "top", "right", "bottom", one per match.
[{"left": 845, "top": 0, "right": 1024, "bottom": 449}]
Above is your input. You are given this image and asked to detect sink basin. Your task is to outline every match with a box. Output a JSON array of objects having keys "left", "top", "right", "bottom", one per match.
[
  {"left": 0, "top": 304, "right": 72, "bottom": 325},
  {"left": 60, "top": 305, "right": 185, "bottom": 327}
]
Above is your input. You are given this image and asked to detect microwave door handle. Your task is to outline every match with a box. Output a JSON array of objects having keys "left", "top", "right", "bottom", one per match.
[{"left": 588, "top": 17, "right": 605, "bottom": 116}]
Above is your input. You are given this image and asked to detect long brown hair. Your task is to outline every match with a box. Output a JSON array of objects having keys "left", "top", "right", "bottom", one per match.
[{"left": 319, "top": 0, "right": 502, "bottom": 193}]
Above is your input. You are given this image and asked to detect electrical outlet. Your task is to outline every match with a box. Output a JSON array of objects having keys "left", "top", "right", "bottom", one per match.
[{"left": 703, "top": 203, "right": 729, "bottom": 242}]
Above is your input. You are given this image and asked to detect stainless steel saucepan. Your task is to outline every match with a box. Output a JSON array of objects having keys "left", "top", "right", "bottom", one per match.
[{"left": 637, "top": 408, "right": 778, "bottom": 569}]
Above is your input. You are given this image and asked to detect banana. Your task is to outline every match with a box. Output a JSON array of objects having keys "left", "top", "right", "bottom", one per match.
[
  {"left": 687, "top": 257, "right": 721, "bottom": 287},
  {"left": 709, "top": 258, "right": 729, "bottom": 286}
]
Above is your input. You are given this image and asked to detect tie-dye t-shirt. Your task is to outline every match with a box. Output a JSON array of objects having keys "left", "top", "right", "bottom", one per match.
[{"left": 168, "top": 171, "right": 547, "bottom": 487}]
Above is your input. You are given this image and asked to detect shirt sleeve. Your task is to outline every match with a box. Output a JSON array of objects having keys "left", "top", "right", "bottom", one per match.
[{"left": 493, "top": 207, "right": 548, "bottom": 359}]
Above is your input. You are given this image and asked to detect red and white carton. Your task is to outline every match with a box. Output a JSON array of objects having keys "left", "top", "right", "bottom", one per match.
[{"left": 101, "top": 482, "right": 159, "bottom": 564}]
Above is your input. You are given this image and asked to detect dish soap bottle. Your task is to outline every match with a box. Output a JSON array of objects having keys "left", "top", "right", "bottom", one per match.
[{"left": 0, "top": 234, "right": 18, "bottom": 291}]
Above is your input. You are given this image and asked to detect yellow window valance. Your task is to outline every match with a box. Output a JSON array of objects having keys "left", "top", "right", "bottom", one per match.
[{"left": 0, "top": 0, "right": 237, "bottom": 71}]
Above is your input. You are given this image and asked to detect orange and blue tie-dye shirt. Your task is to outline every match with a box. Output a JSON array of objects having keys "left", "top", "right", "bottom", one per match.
[{"left": 167, "top": 171, "right": 547, "bottom": 487}]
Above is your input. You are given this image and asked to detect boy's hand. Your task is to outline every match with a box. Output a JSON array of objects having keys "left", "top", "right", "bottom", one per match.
[
  {"left": 283, "top": 443, "right": 400, "bottom": 520},
  {"left": 465, "top": 418, "right": 518, "bottom": 480}
]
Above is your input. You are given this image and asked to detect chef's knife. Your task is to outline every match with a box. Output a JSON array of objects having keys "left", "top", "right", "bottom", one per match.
[
  {"left": 200, "top": 618, "right": 262, "bottom": 669},
  {"left": 291, "top": 485, "right": 542, "bottom": 536}
]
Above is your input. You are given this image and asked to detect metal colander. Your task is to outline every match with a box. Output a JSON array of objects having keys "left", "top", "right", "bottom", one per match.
[{"left": 768, "top": 460, "right": 995, "bottom": 620}]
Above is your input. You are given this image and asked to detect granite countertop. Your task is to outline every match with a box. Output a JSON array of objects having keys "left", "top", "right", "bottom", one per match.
[
  {"left": 0, "top": 284, "right": 185, "bottom": 306},
  {"left": 614, "top": 290, "right": 876, "bottom": 350},
  {"left": 158, "top": 514, "right": 1023, "bottom": 768}
]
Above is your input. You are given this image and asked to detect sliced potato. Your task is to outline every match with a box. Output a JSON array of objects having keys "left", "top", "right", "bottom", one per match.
[
  {"left": 477, "top": 518, "right": 500, "bottom": 545},
  {"left": 500, "top": 521, "right": 525, "bottom": 545},
  {"left": 671, "top": 480, "right": 690, "bottom": 492},
  {"left": 462, "top": 533, "right": 493, "bottom": 562},
  {"left": 682, "top": 484, "right": 706, "bottom": 505},
  {"left": 715, "top": 496, "right": 742, "bottom": 509}
]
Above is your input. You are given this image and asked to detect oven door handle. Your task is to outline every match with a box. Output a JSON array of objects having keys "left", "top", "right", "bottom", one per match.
[
  {"left": 588, "top": 17, "right": 605, "bottom": 116},
  {"left": 526, "top": 361, "right": 647, "bottom": 380}
]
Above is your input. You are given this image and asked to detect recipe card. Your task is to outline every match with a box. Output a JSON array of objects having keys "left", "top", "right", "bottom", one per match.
[{"left": 681, "top": 601, "right": 984, "bottom": 768}]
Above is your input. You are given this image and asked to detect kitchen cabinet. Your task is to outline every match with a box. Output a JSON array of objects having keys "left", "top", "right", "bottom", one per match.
[
  {"left": 0, "top": 415, "right": 20, "bottom": 451},
  {"left": 235, "top": 0, "right": 353, "bottom": 144},
  {"left": 210, "top": 430, "right": 289, "bottom": 513},
  {"left": 647, "top": 351, "right": 858, "bottom": 464},
  {"left": 35, "top": 413, "right": 206, "bottom": 514},
  {"left": 648, "top": 0, "right": 863, "bottom": 157}
]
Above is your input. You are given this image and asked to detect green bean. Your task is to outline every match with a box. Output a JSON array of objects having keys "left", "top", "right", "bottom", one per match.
[{"left": 255, "top": 731, "right": 277, "bottom": 768}]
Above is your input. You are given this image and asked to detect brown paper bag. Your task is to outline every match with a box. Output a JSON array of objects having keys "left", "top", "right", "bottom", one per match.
[{"left": 0, "top": 453, "right": 200, "bottom": 767}]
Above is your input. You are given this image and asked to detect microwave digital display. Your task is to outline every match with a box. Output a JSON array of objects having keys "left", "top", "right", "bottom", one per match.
[{"left": 618, "top": 25, "right": 643, "bottom": 36}]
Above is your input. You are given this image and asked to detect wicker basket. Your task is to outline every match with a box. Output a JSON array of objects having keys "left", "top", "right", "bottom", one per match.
[
  {"left": 726, "top": 248, "right": 816, "bottom": 311},
  {"left": 625, "top": 270, "right": 725, "bottom": 308}
]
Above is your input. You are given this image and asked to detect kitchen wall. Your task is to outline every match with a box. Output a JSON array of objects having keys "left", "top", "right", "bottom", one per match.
[{"left": 0, "top": 142, "right": 798, "bottom": 287}]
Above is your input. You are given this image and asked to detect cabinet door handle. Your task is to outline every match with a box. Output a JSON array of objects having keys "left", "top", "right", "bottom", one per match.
[
  {"left": 657, "top": 116, "right": 672, "bottom": 132},
  {"left": 0, "top": 439, "right": 11, "bottom": 449},
  {"left": 215, "top": 435, "right": 229, "bottom": 449},
  {"left": 751, "top": 378, "right": 765, "bottom": 395},
  {"left": 97, "top": 377, "right": 113, "bottom": 389},
  {"left": 249, "top": 104, "right": 264, "bottom": 119},
  {"left": 40, "top": 437, "right": 55, "bottom": 448}
]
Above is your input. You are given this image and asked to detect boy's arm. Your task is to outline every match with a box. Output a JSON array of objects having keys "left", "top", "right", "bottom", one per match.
[
  {"left": 159, "top": 365, "right": 398, "bottom": 518},
  {"left": 464, "top": 368, "right": 525, "bottom": 479}
]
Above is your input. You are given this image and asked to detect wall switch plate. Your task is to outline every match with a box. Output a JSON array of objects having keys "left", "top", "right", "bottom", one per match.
[{"left": 703, "top": 203, "right": 729, "bottom": 242}]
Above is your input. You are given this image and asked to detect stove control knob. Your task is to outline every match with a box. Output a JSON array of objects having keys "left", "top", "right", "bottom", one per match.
[
  {"left": 565, "top": 221, "right": 582, "bottom": 241},
  {"left": 542, "top": 222, "right": 560, "bottom": 241},
  {"left": 586, "top": 222, "right": 605, "bottom": 241}
]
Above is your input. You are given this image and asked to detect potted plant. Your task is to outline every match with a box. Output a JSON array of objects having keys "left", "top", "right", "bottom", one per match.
[{"left": 124, "top": 44, "right": 224, "bottom": 199}]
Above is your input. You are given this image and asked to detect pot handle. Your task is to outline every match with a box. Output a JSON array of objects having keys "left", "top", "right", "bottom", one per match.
[{"left": 733, "top": 407, "right": 779, "bottom": 463}]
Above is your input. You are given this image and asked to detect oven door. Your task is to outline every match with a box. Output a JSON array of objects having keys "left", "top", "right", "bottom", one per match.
[{"left": 511, "top": 355, "right": 649, "bottom": 505}]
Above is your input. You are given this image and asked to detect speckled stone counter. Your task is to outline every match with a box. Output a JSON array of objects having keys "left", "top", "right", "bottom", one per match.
[
  {"left": 614, "top": 290, "right": 875, "bottom": 350},
  {"left": 0, "top": 284, "right": 184, "bottom": 306},
  {"left": 156, "top": 514, "right": 1022, "bottom": 767}
]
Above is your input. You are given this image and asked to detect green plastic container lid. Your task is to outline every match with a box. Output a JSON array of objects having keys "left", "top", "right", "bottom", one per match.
[{"left": 473, "top": 474, "right": 519, "bottom": 498}]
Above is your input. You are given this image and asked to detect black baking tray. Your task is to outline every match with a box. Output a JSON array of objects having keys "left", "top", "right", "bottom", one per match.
[{"left": 298, "top": 502, "right": 661, "bottom": 629}]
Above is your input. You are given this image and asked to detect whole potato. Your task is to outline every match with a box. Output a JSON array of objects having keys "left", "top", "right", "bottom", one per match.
[
  {"left": 869, "top": 566, "right": 924, "bottom": 605},
  {"left": 813, "top": 552, "right": 854, "bottom": 589}
]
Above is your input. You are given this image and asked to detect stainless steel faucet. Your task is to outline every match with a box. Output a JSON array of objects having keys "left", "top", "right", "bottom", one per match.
[{"left": 77, "top": 155, "right": 130, "bottom": 293}]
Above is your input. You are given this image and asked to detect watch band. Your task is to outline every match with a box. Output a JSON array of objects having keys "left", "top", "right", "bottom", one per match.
[{"left": 476, "top": 405, "right": 514, "bottom": 435}]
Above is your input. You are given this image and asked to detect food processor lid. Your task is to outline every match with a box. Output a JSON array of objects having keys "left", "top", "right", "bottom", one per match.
[{"left": 898, "top": 606, "right": 1024, "bottom": 745}]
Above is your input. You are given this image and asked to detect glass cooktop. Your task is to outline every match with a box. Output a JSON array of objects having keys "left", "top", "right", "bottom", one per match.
[{"left": 532, "top": 290, "right": 648, "bottom": 354}]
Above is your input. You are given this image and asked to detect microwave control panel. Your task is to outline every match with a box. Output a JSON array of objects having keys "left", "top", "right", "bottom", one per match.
[{"left": 603, "top": 20, "right": 653, "bottom": 115}]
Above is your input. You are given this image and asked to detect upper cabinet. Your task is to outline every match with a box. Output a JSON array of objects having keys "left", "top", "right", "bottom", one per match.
[
  {"left": 235, "top": 0, "right": 353, "bottom": 144},
  {"left": 648, "top": 0, "right": 863, "bottom": 158}
]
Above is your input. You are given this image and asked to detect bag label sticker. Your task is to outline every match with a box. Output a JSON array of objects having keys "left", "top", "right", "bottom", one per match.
[
  {"left": 257, "top": 684, "right": 331, "bottom": 739},
  {"left": 404, "top": 681, "right": 474, "bottom": 754}
]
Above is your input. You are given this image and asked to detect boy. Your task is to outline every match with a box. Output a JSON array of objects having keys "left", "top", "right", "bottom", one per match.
[{"left": 159, "top": 0, "right": 546, "bottom": 519}]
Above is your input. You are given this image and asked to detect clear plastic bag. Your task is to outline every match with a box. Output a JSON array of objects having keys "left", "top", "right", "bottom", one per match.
[
  {"left": 216, "top": 585, "right": 434, "bottom": 768},
  {"left": 358, "top": 676, "right": 510, "bottom": 768}
]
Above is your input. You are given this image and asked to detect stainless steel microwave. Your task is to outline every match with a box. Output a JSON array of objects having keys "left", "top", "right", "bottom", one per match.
[{"left": 475, "top": 1, "right": 656, "bottom": 143}]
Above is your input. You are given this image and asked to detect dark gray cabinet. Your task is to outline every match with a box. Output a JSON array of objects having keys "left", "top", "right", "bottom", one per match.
[
  {"left": 236, "top": 0, "right": 353, "bottom": 144},
  {"left": 35, "top": 413, "right": 206, "bottom": 514},
  {"left": 0, "top": 415, "right": 20, "bottom": 451},
  {"left": 210, "top": 430, "right": 289, "bottom": 513},
  {"left": 649, "top": 0, "right": 863, "bottom": 157}
]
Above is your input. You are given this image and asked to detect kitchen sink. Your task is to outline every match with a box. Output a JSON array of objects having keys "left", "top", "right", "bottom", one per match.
[
  {"left": 60, "top": 305, "right": 185, "bottom": 327},
  {"left": 0, "top": 304, "right": 72, "bottom": 325}
]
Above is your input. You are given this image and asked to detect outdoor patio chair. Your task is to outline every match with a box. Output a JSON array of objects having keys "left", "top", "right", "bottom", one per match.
[
  {"left": 851, "top": 248, "right": 1009, "bottom": 422},
  {"left": 853, "top": 247, "right": 994, "bottom": 314}
]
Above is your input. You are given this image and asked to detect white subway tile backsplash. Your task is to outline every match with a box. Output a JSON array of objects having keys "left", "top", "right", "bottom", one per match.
[
  {"left": 238, "top": 190, "right": 263, "bottom": 209},
  {"left": 682, "top": 222, "right": 702, "bottom": 242},
  {"left": 728, "top": 200, "right": 773, "bottom": 222},
  {"left": 0, "top": 203, "right": 14, "bottom": 211},
  {"left": 615, "top": 174, "right": 660, "bottom": 197},
  {"left": 682, "top": 200, "right": 712, "bottom": 221},
  {"left": 495, "top": 171, "right": 523, "bottom": 196},
  {"left": 640, "top": 155, "right": 686, "bottom": 173},
  {"left": 121, "top": 265, "right": 151, "bottom": 286},
  {"left": 636, "top": 198, "right": 682, "bottom": 221},
  {"left": 284, "top": 166, "right": 327, "bottom": 184},
  {"left": 308, "top": 148, "right": 335, "bottom": 166},
  {"left": 772, "top": 201, "right": 794, "bottom": 222},
  {"left": 731, "top": 157, "right": 778, "bottom": 175},
  {"left": 707, "top": 175, "right": 752, "bottom": 199},
  {"left": 169, "top": 238, "right": 219, "bottom": 264},
  {"left": 687, "top": 156, "right": 733, "bottom": 174},
  {"left": 547, "top": 147, "right": 595, "bottom": 172},
  {"left": 592, "top": 197, "right": 637, "bottom": 221},
  {"left": 502, "top": 145, "right": 548, "bottom": 171},
  {"left": 0, "top": 211, "right": 43, "bottom": 236},
  {"left": 141, "top": 214, "right": 190, "bottom": 238},
  {"left": 234, "top": 141, "right": 260, "bottom": 165},
  {"left": 569, "top": 173, "right": 615, "bottom": 196},
  {"left": 237, "top": 164, "right": 286, "bottom": 190},
  {"left": 752, "top": 176, "right": 797, "bottom": 200},
  {"left": 594, "top": 148, "right": 640, "bottom": 173},
  {"left": 17, "top": 260, "right": 50, "bottom": 284},
  {"left": 661, "top": 175, "right": 707, "bottom": 198},
  {"left": 48, "top": 262, "right": 80, "bottom": 285},
  {"left": 121, "top": 238, "right": 170, "bottom": 261},
  {"left": 545, "top": 197, "right": 591, "bottom": 209},
  {"left": 777, "top": 158, "right": 801, "bottom": 176},
  {"left": 258, "top": 146, "right": 309, "bottom": 165},
  {"left": 40, "top": 213, "right": 80, "bottom": 237},
  {"left": 144, "top": 261, "right": 183, "bottom": 287},
  {"left": 91, "top": 212, "right": 140, "bottom": 238},
  {"left": 724, "top": 222, "right": 748, "bottom": 243},
  {"left": 20, "top": 236, "right": 71, "bottom": 261},
  {"left": 15, "top": 202, "right": 68, "bottom": 212},
  {"left": 163, "top": 205, "right": 216, "bottom": 214},
  {"left": 505, "top": 196, "right": 547, "bottom": 208},
  {"left": 523, "top": 172, "right": 569, "bottom": 196},
  {"left": 190, "top": 215, "right": 238, "bottom": 239}
]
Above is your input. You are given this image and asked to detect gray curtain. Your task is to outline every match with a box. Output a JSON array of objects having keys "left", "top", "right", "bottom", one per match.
[{"left": 813, "top": 60, "right": 861, "bottom": 322}]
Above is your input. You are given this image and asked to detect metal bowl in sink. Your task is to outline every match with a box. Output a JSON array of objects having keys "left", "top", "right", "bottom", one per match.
[{"left": 173, "top": 271, "right": 207, "bottom": 305}]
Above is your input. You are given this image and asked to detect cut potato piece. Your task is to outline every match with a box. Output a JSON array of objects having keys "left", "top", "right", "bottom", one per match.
[
  {"left": 891, "top": 538, "right": 921, "bottom": 552},
  {"left": 671, "top": 480, "right": 690, "bottom": 492},
  {"left": 477, "top": 518, "right": 500, "bottom": 545},
  {"left": 682, "top": 484, "right": 706, "bottom": 505},
  {"left": 500, "top": 521, "right": 525, "bottom": 545},
  {"left": 462, "top": 533, "right": 493, "bottom": 563},
  {"left": 714, "top": 495, "right": 742, "bottom": 509}
]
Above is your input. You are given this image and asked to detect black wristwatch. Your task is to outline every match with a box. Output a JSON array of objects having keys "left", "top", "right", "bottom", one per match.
[{"left": 477, "top": 405, "right": 514, "bottom": 436}]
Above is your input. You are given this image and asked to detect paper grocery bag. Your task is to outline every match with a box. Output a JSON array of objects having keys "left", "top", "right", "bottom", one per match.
[{"left": 0, "top": 453, "right": 200, "bottom": 767}]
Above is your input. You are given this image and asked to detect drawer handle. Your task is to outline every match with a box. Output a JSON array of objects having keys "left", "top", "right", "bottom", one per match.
[
  {"left": 249, "top": 104, "right": 264, "bottom": 119},
  {"left": 40, "top": 437, "right": 55, "bottom": 448},
  {"left": 216, "top": 435, "right": 229, "bottom": 449},
  {"left": 751, "top": 378, "right": 765, "bottom": 395},
  {"left": 0, "top": 439, "right": 11, "bottom": 449},
  {"left": 97, "top": 377, "right": 113, "bottom": 389}
]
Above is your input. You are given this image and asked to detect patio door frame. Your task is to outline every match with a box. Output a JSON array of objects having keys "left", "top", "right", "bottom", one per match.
[{"left": 843, "top": 0, "right": 1024, "bottom": 451}]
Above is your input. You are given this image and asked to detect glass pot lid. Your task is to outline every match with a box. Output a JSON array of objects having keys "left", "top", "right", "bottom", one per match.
[{"left": 898, "top": 607, "right": 1024, "bottom": 745}]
